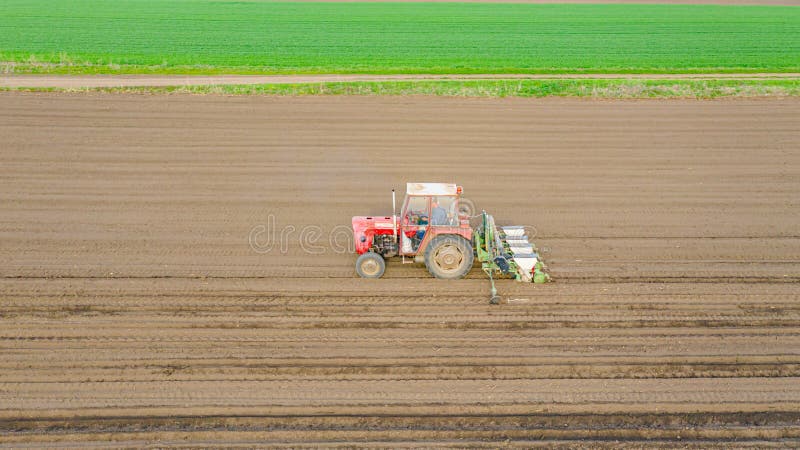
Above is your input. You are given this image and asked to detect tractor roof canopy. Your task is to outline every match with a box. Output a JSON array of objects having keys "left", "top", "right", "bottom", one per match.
[{"left": 406, "top": 182, "right": 459, "bottom": 196}]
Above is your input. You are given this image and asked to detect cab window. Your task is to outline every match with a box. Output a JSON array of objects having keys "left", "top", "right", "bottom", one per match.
[
  {"left": 404, "top": 196, "right": 429, "bottom": 225},
  {"left": 431, "top": 196, "right": 456, "bottom": 226}
]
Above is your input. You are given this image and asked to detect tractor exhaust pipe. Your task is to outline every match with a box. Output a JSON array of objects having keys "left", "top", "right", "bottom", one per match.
[{"left": 392, "top": 189, "right": 397, "bottom": 244}]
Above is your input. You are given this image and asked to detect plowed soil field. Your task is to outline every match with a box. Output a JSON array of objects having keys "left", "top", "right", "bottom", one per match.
[{"left": 1, "top": 92, "right": 799, "bottom": 447}]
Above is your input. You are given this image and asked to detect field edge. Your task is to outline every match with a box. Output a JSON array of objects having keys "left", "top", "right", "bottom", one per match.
[{"left": 4, "top": 78, "right": 800, "bottom": 98}]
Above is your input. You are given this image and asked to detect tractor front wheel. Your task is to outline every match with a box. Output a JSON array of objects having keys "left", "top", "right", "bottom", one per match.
[
  {"left": 424, "top": 235, "right": 474, "bottom": 279},
  {"left": 355, "top": 252, "right": 385, "bottom": 279}
]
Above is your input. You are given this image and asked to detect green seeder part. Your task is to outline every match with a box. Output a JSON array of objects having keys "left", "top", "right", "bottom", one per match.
[{"left": 474, "top": 211, "right": 551, "bottom": 303}]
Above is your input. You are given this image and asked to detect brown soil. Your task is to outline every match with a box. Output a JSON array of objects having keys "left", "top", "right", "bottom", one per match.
[{"left": 0, "top": 92, "right": 798, "bottom": 447}]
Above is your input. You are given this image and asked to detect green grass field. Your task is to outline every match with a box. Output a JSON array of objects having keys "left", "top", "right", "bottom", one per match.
[{"left": 1, "top": 1, "right": 799, "bottom": 75}]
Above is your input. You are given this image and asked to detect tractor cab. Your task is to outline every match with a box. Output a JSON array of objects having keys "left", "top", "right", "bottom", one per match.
[{"left": 399, "top": 183, "right": 470, "bottom": 256}]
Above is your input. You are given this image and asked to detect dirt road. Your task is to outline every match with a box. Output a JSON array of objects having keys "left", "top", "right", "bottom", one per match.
[
  {"left": 298, "top": 0, "right": 800, "bottom": 4},
  {"left": 1, "top": 93, "right": 799, "bottom": 447},
  {"left": 2, "top": 73, "right": 800, "bottom": 89}
]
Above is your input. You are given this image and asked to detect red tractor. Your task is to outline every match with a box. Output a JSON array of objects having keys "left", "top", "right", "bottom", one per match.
[
  {"left": 352, "top": 182, "right": 474, "bottom": 279},
  {"left": 352, "top": 183, "right": 550, "bottom": 303}
]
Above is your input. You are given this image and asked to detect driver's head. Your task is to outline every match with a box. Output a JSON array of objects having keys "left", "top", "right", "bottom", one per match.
[{"left": 432, "top": 197, "right": 439, "bottom": 208}]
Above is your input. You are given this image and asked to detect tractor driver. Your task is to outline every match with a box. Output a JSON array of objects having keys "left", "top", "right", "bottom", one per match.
[{"left": 431, "top": 198, "right": 448, "bottom": 226}]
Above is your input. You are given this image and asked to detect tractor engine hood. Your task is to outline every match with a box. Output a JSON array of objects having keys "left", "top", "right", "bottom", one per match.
[
  {"left": 351, "top": 216, "right": 396, "bottom": 234},
  {"left": 352, "top": 216, "right": 397, "bottom": 254}
]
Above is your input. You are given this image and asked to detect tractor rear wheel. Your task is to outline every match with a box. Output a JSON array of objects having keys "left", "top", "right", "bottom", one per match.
[
  {"left": 355, "top": 252, "right": 385, "bottom": 279},
  {"left": 424, "top": 235, "right": 474, "bottom": 279}
]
